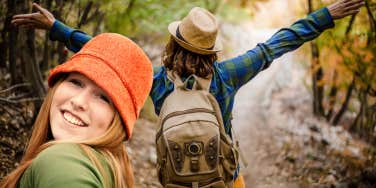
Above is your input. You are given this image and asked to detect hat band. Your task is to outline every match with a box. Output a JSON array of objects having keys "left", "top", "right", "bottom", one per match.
[{"left": 176, "top": 26, "right": 214, "bottom": 50}]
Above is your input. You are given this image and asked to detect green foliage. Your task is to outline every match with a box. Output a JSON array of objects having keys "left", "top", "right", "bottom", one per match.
[
  {"left": 98, "top": 0, "right": 256, "bottom": 42},
  {"left": 102, "top": 0, "right": 221, "bottom": 40},
  {"left": 217, "top": 2, "right": 250, "bottom": 24}
]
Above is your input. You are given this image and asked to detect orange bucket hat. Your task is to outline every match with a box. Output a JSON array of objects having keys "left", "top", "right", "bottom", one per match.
[{"left": 48, "top": 33, "right": 153, "bottom": 140}]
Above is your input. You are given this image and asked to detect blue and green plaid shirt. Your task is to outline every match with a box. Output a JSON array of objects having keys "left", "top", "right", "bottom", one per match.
[{"left": 50, "top": 8, "right": 334, "bottom": 136}]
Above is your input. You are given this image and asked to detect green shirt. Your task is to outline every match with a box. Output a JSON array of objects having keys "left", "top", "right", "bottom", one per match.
[{"left": 18, "top": 143, "right": 114, "bottom": 188}]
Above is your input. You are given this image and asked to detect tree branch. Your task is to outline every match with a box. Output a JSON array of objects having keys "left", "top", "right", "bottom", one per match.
[
  {"left": 0, "top": 83, "right": 30, "bottom": 94},
  {"left": 0, "top": 97, "right": 43, "bottom": 104},
  {"left": 78, "top": 1, "right": 93, "bottom": 28}
]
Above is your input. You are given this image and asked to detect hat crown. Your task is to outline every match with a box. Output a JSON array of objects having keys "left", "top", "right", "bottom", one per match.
[{"left": 179, "top": 7, "right": 218, "bottom": 49}]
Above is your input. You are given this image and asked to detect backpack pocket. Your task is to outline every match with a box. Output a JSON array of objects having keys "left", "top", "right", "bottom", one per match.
[{"left": 219, "top": 134, "right": 239, "bottom": 181}]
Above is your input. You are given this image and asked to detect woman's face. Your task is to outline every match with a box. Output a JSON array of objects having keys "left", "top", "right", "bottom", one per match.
[{"left": 50, "top": 73, "right": 115, "bottom": 141}]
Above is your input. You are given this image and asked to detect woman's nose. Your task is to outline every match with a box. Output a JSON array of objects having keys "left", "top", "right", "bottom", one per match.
[{"left": 69, "top": 91, "right": 89, "bottom": 111}]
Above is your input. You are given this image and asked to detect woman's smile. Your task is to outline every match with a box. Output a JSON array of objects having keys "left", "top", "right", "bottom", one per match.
[{"left": 61, "top": 110, "right": 87, "bottom": 127}]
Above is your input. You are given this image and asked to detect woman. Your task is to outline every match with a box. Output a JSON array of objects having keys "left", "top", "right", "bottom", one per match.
[
  {"left": 11, "top": 0, "right": 364, "bottom": 187},
  {"left": 0, "top": 33, "right": 153, "bottom": 188}
]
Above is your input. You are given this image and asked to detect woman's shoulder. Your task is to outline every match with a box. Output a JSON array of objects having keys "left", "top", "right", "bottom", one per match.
[
  {"left": 39, "top": 143, "right": 82, "bottom": 155},
  {"left": 19, "top": 143, "right": 109, "bottom": 188},
  {"left": 37, "top": 142, "right": 84, "bottom": 158}
]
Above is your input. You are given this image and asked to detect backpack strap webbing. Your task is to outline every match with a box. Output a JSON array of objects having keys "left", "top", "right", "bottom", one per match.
[
  {"left": 166, "top": 70, "right": 212, "bottom": 92},
  {"left": 166, "top": 70, "right": 185, "bottom": 89}
]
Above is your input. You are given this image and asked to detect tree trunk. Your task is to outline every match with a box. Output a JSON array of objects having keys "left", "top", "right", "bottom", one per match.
[
  {"left": 310, "top": 39, "right": 324, "bottom": 115},
  {"left": 329, "top": 14, "right": 357, "bottom": 125},
  {"left": 22, "top": 29, "right": 46, "bottom": 105},
  {"left": 332, "top": 78, "right": 355, "bottom": 125},
  {"left": 326, "top": 70, "right": 338, "bottom": 121},
  {"left": 308, "top": 0, "right": 324, "bottom": 116},
  {"left": 77, "top": 1, "right": 93, "bottom": 28},
  {"left": 365, "top": 0, "right": 376, "bottom": 45},
  {"left": 41, "top": 0, "right": 53, "bottom": 72},
  {"left": 93, "top": 12, "right": 104, "bottom": 36},
  {"left": 0, "top": 0, "right": 9, "bottom": 68},
  {"left": 6, "top": 0, "right": 19, "bottom": 84}
]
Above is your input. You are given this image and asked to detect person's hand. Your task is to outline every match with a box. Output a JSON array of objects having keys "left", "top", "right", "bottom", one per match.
[
  {"left": 328, "top": 0, "right": 365, "bottom": 20},
  {"left": 11, "top": 3, "right": 55, "bottom": 30}
]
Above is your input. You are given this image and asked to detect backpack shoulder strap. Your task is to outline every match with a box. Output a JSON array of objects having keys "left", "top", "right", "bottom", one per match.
[
  {"left": 192, "top": 74, "right": 212, "bottom": 92},
  {"left": 166, "top": 70, "right": 184, "bottom": 89}
]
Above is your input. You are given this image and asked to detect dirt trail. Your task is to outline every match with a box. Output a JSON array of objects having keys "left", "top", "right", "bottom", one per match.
[
  {"left": 218, "top": 1, "right": 307, "bottom": 186},
  {"left": 220, "top": 22, "right": 302, "bottom": 187}
]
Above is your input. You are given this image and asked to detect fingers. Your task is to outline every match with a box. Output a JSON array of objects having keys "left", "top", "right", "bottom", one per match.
[
  {"left": 12, "top": 17, "right": 31, "bottom": 26},
  {"left": 329, "top": 0, "right": 365, "bottom": 20},
  {"left": 11, "top": 3, "right": 54, "bottom": 30},
  {"left": 12, "top": 13, "right": 42, "bottom": 25},
  {"left": 344, "top": 0, "right": 365, "bottom": 11},
  {"left": 345, "top": 0, "right": 365, "bottom": 8},
  {"left": 343, "top": 0, "right": 364, "bottom": 16},
  {"left": 348, "top": 0, "right": 366, "bottom": 8},
  {"left": 12, "top": 12, "right": 40, "bottom": 19},
  {"left": 345, "top": 0, "right": 364, "bottom": 6},
  {"left": 12, "top": 13, "right": 39, "bottom": 19},
  {"left": 345, "top": 3, "right": 363, "bottom": 12},
  {"left": 12, "top": 14, "right": 49, "bottom": 29},
  {"left": 12, "top": 20, "right": 38, "bottom": 29},
  {"left": 33, "top": 3, "right": 47, "bottom": 15}
]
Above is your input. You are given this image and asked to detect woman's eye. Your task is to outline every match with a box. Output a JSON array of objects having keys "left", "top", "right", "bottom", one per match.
[
  {"left": 99, "top": 94, "right": 111, "bottom": 104},
  {"left": 68, "top": 78, "right": 83, "bottom": 87}
]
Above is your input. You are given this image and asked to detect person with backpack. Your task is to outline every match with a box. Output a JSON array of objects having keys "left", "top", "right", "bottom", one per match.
[
  {"left": 12, "top": 0, "right": 365, "bottom": 187},
  {"left": 0, "top": 33, "right": 153, "bottom": 188}
]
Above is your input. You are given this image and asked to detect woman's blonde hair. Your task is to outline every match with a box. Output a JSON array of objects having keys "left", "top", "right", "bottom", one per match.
[{"left": 0, "top": 78, "right": 134, "bottom": 188}]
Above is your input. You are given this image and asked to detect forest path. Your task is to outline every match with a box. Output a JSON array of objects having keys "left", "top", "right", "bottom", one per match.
[{"left": 220, "top": 23, "right": 302, "bottom": 187}]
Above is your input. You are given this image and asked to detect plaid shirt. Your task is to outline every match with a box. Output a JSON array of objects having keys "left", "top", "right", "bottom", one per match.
[{"left": 50, "top": 8, "right": 334, "bottom": 136}]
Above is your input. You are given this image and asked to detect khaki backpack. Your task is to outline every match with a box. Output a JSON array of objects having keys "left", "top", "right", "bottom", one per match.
[{"left": 156, "top": 71, "right": 239, "bottom": 188}]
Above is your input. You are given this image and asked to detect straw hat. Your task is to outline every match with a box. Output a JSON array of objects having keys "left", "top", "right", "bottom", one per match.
[
  {"left": 48, "top": 33, "right": 153, "bottom": 140},
  {"left": 168, "top": 7, "right": 221, "bottom": 55}
]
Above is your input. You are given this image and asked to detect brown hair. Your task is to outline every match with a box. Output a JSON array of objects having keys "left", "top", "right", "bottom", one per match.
[
  {"left": 0, "top": 78, "right": 134, "bottom": 188},
  {"left": 162, "top": 37, "right": 217, "bottom": 78}
]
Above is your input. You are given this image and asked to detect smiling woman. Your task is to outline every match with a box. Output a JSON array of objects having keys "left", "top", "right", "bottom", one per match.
[
  {"left": 50, "top": 73, "right": 115, "bottom": 141},
  {"left": 0, "top": 33, "right": 153, "bottom": 188}
]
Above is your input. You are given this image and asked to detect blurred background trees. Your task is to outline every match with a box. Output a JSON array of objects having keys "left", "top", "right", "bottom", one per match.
[{"left": 306, "top": 0, "right": 375, "bottom": 143}]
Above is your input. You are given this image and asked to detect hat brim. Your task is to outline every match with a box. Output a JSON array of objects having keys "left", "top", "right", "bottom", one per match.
[
  {"left": 48, "top": 55, "right": 136, "bottom": 140},
  {"left": 168, "top": 21, "right": 221, "bottom": 55}
]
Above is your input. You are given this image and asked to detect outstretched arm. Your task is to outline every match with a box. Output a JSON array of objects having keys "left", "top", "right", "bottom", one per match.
[
  {"left": 12, "top": 3, "right": 92, "bottom": 53},
  {"left": 217, "top": 0, "right": 364, "bottom": 90}
]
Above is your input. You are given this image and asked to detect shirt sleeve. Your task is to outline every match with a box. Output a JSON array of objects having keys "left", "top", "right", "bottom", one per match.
[
  {"left": 49, "top": 20, "right": 92, "bottom": 53},
  {"left": 150, "top": 66, "right": 174, "bottom": 115},
  {"left": 18, "top": 143, "right": 107, "bottom": 188},
  {"left": 217, "top": 7, "right": 334, "bottom": 90}
]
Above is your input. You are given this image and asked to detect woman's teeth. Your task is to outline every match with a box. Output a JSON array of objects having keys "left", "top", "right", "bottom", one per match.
[{"left": 63, "top": 112, "right": 85, "bottom": 126}]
